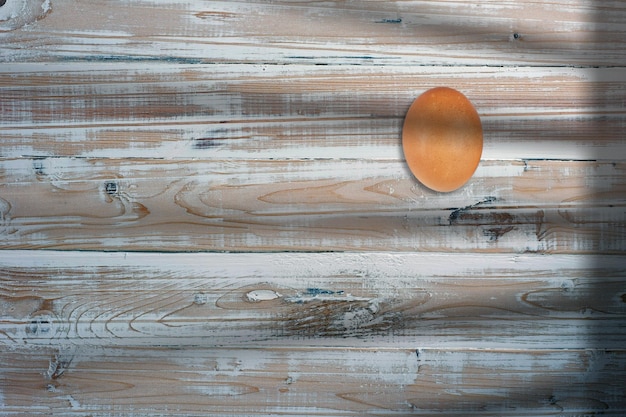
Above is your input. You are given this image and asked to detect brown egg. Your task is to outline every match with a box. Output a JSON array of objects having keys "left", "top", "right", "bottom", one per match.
[{"left": 402, "top": 87, "right": 483, "bottom": 192}]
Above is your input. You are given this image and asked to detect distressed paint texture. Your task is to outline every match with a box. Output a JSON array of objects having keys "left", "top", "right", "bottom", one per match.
[
  {"left": 0, "top": 158, "right": 623, "bottom": 252},
  {"left": 0, "top": 65, "right": 624, "bottom": 160},
  {"left": 0, "top": 0, "right": 625, "bottom": 415},
  {"left": 1, "top": 251, "right": 625, "bottom": 349}
]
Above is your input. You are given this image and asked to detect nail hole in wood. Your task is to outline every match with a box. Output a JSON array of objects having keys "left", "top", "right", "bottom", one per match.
[
  {"left": 105, "top": 181, "right": 118, "bottom": 195},
  {"left": 0, "top": 0, "right": 6, "bottom": 7},
  {"left": 26, "top": 316, "right": 53, "bottom": 335}
]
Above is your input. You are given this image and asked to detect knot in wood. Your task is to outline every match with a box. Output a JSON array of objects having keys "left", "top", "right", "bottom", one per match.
[{"left": 105, "top": 181, "right": 118, "bottom": 195}]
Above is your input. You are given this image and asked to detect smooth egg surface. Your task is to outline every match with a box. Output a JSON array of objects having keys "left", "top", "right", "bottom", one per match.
[{"left": 402, "top": 87, "right": 483, "bottom": 192}]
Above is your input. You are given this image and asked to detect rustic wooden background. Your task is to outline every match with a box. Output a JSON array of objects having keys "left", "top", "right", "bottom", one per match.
[{"left": 1, "top": 0, "right": 625, "bottom": 415}]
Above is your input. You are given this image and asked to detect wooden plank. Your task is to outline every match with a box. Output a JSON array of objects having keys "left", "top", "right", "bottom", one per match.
[
  {"left": 1, "top": 64, "right": 624, "bottom": 160},
  {"left": 1, "top": 251, "right": 624, "bottom": 349},
  {"left": 1, "top": 346, "right": 625, "bottom": 416},
  {"left": 1, "top": 1, "right": 625, "bottom": 416},
  {"left": 0, "top": 158, "right": 623, "bottom": 252},
  {"left": 1, "top": 0, "right": 625, "bottom": 66}
]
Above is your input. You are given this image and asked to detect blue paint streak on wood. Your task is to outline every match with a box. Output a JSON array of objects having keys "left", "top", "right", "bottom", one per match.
[
  {"left": 375, "top": 18, "right": 402, "bottom": 24},
  {"left": 60, "top": 55, "right": 205, "bottom": 64}
]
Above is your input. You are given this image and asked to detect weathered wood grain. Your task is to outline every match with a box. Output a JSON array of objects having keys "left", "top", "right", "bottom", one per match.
[
  {"left": 1, "top": 64, "right": 624, "bottom": 160},
  {"left": 0, "top": 158, "right": 623, "bottom": 252},
  {"left": 1, "top": 0, "right": 624, "bottom": 66},
  {"left": 1, "top": 0, "right": 625, "bottom": 415},
  {"left": 1, "top": 251, "right": 624, "bottom": 349},
  {"left": 1, "top": 346, "right": 625, "bottom": 416}
]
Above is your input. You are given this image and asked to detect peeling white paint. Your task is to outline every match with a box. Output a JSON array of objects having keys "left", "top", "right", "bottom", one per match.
[
  {"left": 0, "top": 0, "right": 624, "bottom": 414},
  {"left": 0, "top": 250, "right": 614, "bottom": 275},
  {"left": 188, "top": 383, "right": 254, "bottom": 397},
  {"left": 1, "top": 250, "right": 622, "bottom": 350},
  {"left": 1, "top": 64, "right": 622, "bottom": 161},
  {"left": 41, "top": 0, "right": 51, "bottom": 14},
  {"left": 0, "top": 0, "right": 49, "bottom": 31},
  {"left": 66, "top": 395, "right": 81, "bottom": 409},
  {"left": 246, "top": 289, "right": 282, "bottom": 302}
]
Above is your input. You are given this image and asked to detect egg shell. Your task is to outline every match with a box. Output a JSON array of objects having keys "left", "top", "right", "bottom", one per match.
[{"left": 402, "top": 87, "right": 483, "bottom": 192}]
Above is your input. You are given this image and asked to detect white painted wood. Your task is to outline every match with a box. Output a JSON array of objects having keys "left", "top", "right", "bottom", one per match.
[
  {"left": 1, "top": 64, "right": 624, "bottom": 160},
  {"left": 0, "top": 0, "right": 624, "bottom": 66},
  {"left": 1, "top": 158, "right": 623, "bottom": 252},
  {"left": 2, "top": 347, "right": 624, "bottom": 416},
  {"left": 1, "top": 251, "right": 624, "bottom": 349},
  {"left": 0, "top": 0, "right": 50, "bottom": 31},
  {"left": 1, "top": 0, "right": 624, "bottom": 415}
]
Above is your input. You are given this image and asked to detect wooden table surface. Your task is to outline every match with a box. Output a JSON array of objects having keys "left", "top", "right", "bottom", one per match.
[{"left": 1, "top": 0, "right": 625, "bottom": 415}]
